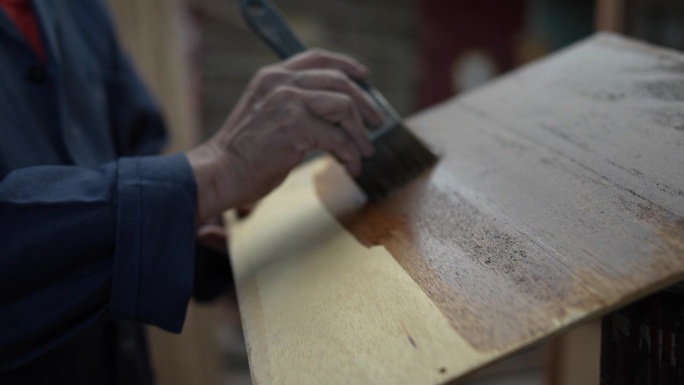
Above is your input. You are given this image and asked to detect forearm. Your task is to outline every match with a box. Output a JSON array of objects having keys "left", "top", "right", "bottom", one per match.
[{"left": 0, "top": 155, "right": 197, "bottom": 369}]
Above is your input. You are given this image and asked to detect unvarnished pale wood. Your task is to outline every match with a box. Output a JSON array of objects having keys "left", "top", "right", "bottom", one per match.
[
  {"left": 230, "top": 161, "right": 489, "bottom": 384},
  {"left": 228, "top": 33, "right": 684, "bottom": 384}
]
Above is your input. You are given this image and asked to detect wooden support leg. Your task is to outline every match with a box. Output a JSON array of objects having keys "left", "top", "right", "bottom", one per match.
[{"left": 595, "top": 0, "right": 625, "bottom": 32}]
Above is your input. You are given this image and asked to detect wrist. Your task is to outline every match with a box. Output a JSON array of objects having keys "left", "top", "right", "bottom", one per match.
[{"left": 186, "top": 142, "right": 238, "bottom": 222}]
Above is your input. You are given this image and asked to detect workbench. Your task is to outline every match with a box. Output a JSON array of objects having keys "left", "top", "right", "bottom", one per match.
[{"left": 226, "top": 33, "right": 684, "bottom": 384}]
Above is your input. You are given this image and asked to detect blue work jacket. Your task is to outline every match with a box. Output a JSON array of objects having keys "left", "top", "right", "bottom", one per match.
[{"left": 0, "top": 1, "right": 215, "bottom": 383}]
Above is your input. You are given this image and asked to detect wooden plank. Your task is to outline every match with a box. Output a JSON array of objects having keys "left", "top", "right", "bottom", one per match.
[
  {"left": 227, "top": 33, "right": 684, "bottom": 384},
  {"left": 229, "top": 160, "right": 488, "bottom": 384},
  {"left": 555, "top": 321, "right": 601, "bottom": 385}
]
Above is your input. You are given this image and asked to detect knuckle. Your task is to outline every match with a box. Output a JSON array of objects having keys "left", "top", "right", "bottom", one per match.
[
  {"left": 291, "top": 71, "right": 309, "bottom": 86},
  {"left": 307, "top": 48, "right": 330, "bottom": 65},
  {"left": 322, "top": 69, "right": 346, "bottom": 86},
  {"left": 270, "top": 85, "right": 300, "bottom": 102},
  {"left": 308, "top": 47, "right": 328, "bottom": 57},
  {"left": 325, "top": 69, "right": 346, "bottom": 80},
  {"left": 256, "top": 66, "right": 286, "bottom": 84},
  {"left": 254, "top": 65, "right": 273, "bottom": 81}
]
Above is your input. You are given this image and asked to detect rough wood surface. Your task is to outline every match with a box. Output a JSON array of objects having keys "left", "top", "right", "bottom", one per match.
[{"left": 227, "top": 33, "right": 684, "bottom": 385}]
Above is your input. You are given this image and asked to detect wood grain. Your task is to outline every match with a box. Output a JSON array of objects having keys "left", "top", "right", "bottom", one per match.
[
  {"left": 230, "top": 161, "right": 492, "bottom": 384},
  {"left": 228, "top": 33, "right": 684, "bottom": 384}
]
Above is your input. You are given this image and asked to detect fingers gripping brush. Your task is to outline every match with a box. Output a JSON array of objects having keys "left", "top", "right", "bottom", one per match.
[{"left": 239, "top": 0, "right": 439, "bottom": 200}]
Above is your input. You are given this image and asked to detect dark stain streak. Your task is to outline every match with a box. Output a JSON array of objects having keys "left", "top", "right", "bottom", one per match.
[
  {"left": 599, "top": 158, "right": 681, "bottom": 198},
  {"left": 528, "top": 132, "right": 654, "bottom": 205},
  {"left": 408, "top": 335, "right": 417, "bottom": 349},
  {"left": 636, "top": 206, "right": 684, "bottom": 257},
  {"left": 640, "top": 79, "right": 684, "bottom": 101},
  {"left": 655, "top": 182, "right": 684, "bottom": 199},
  {"left": 541, "top": 156, "right": 599, "bottom": 184},
  {"left": 439, "top": 367, "right": 447, "bottom": 374},
  {"left": 422, "top": 189, "right": 528, "bottom": 274},
  {"left": 541, "top": 123, "right": 652, "bottom": 187},
  {"left": 475, "top": 167, "right": 497, "bottom": 179},
  {"left": 400, "top": 322, "right": 417, "bottom": 349},
  {"left": 484, "top": 130, "right": 528, "bottom": 153},
  {"left": 541, "top": 123, "right": 594, "bottom": 154},
  {"left": 414, "top": 186, "right": 579, "bottom": 311},
  {"left": 604, "top": 157, "right": 640, "bottom": 177},
  {"left": 658, "top": 61, "right": 684, "bottom": 74},
  {"left": 654, "top": 108, "right": 684, "bottom": 133},
  {"left": 579, "top": 89, "right": 626, "bottom": 102},
  {"left": 461, "top": 103, "right": 680, "bottom": 219}
]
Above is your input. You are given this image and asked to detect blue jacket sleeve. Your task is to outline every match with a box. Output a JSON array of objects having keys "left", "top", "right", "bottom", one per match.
[
  {"left": 0, "top": 154, "right": 196, "bottom": 369},
  {"left": 106, "top": 49, "right": 168, "bottom": 158}
]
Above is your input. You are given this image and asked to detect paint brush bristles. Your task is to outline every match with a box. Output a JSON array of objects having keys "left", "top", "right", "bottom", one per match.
[{"left": 355, "top": 121, "right": 438, "bottom": 201}]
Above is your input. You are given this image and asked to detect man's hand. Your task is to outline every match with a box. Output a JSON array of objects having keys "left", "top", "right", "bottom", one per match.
[{"left": 187, "top": 49, "right": 383, "bottom": 222}]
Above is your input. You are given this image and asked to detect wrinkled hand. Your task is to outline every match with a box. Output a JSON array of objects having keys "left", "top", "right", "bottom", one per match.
[{"left": 187, "top": 49, "right": 383, "bottom": 221}]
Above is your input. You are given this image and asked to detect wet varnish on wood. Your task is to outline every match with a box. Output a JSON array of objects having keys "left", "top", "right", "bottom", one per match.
[{"left": 227, "top": 33, "right": 684, "bottom": 385}]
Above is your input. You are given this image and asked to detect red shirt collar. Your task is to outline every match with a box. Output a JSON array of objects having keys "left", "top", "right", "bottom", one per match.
[{"left": 1, "top": 0, "right": 46, "bottom": 61}]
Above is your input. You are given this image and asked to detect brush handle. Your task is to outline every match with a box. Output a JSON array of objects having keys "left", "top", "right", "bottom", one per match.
[
  {"left": 239, "top": 0, "right": 401, "bottom": 133},
  {"left": 239, "top": 0, "right": 371, "bottom": 88},
  {"left": 239, "top": 0, "right": 306, "bottom": 60}
]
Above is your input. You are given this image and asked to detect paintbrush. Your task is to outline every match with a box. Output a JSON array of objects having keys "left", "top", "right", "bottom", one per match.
[{"left": 239, "top": 0, "right": 438, "bottom": 200}]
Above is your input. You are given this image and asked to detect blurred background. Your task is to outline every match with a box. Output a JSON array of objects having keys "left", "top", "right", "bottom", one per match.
[{"left": 103, "top": 0, "right": 684, "bottom": 384}]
